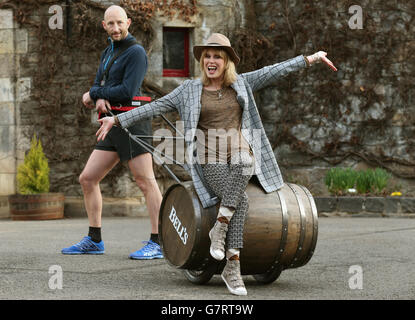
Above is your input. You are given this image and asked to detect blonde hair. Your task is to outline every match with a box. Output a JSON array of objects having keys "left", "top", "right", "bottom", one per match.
[{"left": 199, "top": 49, "right": 237, "bottom": 87}]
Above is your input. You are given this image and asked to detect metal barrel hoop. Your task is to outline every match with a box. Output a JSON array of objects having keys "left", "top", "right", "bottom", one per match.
[
  {"left": 297, "top": 184, "right": 319, "bottom": 267},
  {"left": 273, "top": 189, "right": 289, "bottom": 270},
  {"left": 286, "top": 183, "right": 307, "bottom": 269}
]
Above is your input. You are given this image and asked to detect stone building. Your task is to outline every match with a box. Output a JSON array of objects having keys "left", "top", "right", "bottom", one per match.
[{"left": 0, "top": 0, "right": 414, "bottom": 218}]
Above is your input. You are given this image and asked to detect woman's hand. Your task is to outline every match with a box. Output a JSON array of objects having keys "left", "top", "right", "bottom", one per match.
[
  {"left": 307, "top": 51, "right": 337, "bottom": 71},
  {"left": 96, "top": 116, "right": 115, "bottom": 141}
]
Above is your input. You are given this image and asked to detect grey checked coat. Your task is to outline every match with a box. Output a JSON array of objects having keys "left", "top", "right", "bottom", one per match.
[{"left": 117, "top": 55, "right": 307, "bottom": 208}]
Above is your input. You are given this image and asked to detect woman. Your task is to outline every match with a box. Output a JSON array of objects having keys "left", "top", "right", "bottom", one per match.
[{"left": 97, "top": 33, "right": 337, "bottom": 295}]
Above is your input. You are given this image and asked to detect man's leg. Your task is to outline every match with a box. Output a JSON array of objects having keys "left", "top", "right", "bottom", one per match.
[
  {"left": 61, "top": 149, "right": 119, "bottom": 255},
  {"left": 128, "top": 152, "right": 164, "bottom": 259},
  {"left": 79, "top": 149, "right": 120, "bottom": 227}
]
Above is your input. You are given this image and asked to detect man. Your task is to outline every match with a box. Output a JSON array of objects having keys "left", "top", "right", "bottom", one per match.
[{"left": 61, "top": 5, "right": 163, "bottom": 260}]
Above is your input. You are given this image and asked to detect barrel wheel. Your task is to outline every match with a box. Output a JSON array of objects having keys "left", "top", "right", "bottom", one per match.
[
  {"left": 252, "top": 265, "right": 283, "bottom": 284},
  {"left": 183, "top": 263, "right": 218, "bottom": 285}
]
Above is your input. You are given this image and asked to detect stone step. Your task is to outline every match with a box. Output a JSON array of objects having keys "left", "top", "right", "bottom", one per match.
[
  {"left": 2, "top": 195, "right": 415, "bottom": 219},
  {"left": 0, "top": 196, "right": 9, "bottom": 219},
  {"left": 0, "top": 196, "right": 149, "bottom": 219},
  {"left": 314, "top": 196, "right": 415, "bottom": 217},
  {"left": 64, "top": 196, "right": 148, "bottom": 218}
]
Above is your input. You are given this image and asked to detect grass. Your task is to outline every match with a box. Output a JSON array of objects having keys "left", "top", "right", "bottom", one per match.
[{"left": 325, "top": 167, "right": 391, "bottom": 196}]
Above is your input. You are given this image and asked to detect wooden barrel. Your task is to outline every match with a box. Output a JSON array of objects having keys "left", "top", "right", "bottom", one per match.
[
  {"left": 242, "top": 182, "right": 318, "bottom": 274},
  {"left": 159, "top": 181, "right": 318, "bottom": 275},
  {"left": 8, "top": 193, "right": 65, "bottom": 221},
  {"left": 159, "top": 182, "right": 217, "bottom": 270}
]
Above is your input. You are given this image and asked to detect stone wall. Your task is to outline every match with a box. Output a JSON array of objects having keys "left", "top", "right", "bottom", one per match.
[
  {"left": 0, "top": 0, "right": 414, "bottom": 206},
  {"left": 147, "top": 0, "right": 255, "bottom": 89},
  {"left": 253, "top": 0, "right": 415, "bottom": 196},
  {"left": 0, "top": 0, "right": 254, "bottom": 202},
  {"left": 0, "top": 8, "right": 30, "bottom": 196}
]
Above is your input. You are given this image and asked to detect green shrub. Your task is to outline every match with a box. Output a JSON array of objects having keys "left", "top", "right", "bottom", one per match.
[
  {"left": 17, "top": 134, "right": 50, "bottom": 194},
  {"left": 355, "top": 168, "right": 391, "bottom": 195},
  {"left": 355, "top": 170, "right": 373, "bottom": 194},
  {"left": 324, "top": 168, "right": 357, "bottom": 195},
  {"left": 372, "top": 168, "right": 391, "bottom": 194},
  {"left": 325, "top": 167, "right": 391, "bottom": 196}
]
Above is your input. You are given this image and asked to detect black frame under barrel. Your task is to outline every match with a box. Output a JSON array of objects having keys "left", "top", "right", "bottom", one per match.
[{"left": 106, "top": 108, "right": 186, "bottom": 183}]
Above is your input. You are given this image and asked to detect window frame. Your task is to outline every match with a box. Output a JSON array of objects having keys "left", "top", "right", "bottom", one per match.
[{"left": 162, "top": 27, "right": 190, "bottom": 78}]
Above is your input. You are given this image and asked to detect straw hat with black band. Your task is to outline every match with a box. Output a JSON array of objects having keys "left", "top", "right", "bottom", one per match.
[{"left": 193, "top": 33, "right": 240, "bottom": 65}]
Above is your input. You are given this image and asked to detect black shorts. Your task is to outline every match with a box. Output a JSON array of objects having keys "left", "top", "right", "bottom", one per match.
[{"left": 95, "top": 111, "right": 153, "bottom": 162}]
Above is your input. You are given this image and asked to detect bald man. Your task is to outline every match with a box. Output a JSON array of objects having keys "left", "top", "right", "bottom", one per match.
[{"left": 62, "top": 5, "right": 164, "bottom": 260}]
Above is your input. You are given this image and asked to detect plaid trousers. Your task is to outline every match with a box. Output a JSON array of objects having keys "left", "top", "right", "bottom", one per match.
[{"left": 201, "top": 151, "right": 254, "bottom": 249}]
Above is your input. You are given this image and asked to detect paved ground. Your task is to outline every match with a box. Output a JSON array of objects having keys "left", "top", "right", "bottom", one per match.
[{"left": 0, "top": 216, "right": 414, "bottom": 300}]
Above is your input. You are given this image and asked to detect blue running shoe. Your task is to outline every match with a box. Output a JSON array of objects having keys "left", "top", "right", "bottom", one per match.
[
  {"left": 129, "top": 240, "right": 164, "bottom": 260},
  {"left": 61, "top": 236, "right": 105, "bottom": 255}
]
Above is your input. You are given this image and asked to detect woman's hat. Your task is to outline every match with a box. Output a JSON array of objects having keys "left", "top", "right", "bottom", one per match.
[{"left": 193, "top": 33, "right": 240, "bottom": 65}]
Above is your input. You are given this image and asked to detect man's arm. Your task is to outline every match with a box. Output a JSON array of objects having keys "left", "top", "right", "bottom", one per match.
[
  {"left": 82, "top": 91, "right": 95, "bottom": 108},
  {"left": 89, "top": 49, "right": 107, "bottom": 96},
  {"left": 89, "top": 45, "right": 147, "bottom": 102},
  {"left": 81, "top": 49, "right": 107, "bottom": 109}
]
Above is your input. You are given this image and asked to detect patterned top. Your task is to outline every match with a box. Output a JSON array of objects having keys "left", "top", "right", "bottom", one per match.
[{"left": 197, "top": 87, "right": 251, "bottom": 164}]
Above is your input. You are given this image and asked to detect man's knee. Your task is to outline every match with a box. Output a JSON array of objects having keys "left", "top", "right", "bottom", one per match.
[
  {"left": 134, "top": 176, "right": 156, "bottom": 194},
  {"left": 129, "top": 154, "right": 158, "bottom": 192},
  {"left": 79, "top": 172, "right": 86, "bottom": 186},
  {"left": 79, "top": 171, "right": 98, "bottom": 189}
]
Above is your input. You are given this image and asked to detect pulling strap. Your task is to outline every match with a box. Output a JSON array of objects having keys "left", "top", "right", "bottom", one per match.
[{"left": 98, "top": 38, "right": 138, "bottom": 86}]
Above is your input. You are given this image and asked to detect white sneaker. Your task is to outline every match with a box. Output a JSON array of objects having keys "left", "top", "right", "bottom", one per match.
[
  {"left": 208, "top": 220, "right": 228, "bottom": 261},
  {"left": 221, "top": 259, "right": 247, "bottom": 296}
]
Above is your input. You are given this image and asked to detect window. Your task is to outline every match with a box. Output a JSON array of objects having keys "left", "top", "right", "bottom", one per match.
[{"left": 163, "top": 27, "right": 190, "bottom": 77}]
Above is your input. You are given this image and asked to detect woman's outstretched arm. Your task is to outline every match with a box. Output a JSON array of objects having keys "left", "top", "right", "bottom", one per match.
[
  {"left": 242, "top": 51, "right": 337, "bottom": 92},
  {"left": 96, "top": 80, "right": 190, "bottom": 141}
]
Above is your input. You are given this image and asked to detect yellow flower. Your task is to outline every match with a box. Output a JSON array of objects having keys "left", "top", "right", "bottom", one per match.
[{"left": 390, "top": 192, "right": 402, "bottom": 196}]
